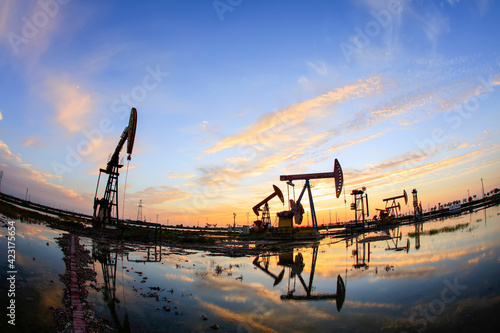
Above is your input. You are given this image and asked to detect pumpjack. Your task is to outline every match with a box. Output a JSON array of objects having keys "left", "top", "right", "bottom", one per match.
[
  {"left": 271, "top": 158, "right": 343, "bottom": 239},
  {"left": 375, "top": 190, "right": 407, "bottom": 224},
  {"left": 93, "top": 108, "right": 137, "bottom": 230},
  {"left": 252, "top": 185, "right": 284, "bottom": 231},
  {"left": 351, "top": 187, "right": 369, "bottom": 227}
]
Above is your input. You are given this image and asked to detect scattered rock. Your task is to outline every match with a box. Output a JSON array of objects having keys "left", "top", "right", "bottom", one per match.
[
  {"left": 201, "top": 314, "right": 208, "bottom": 321},
  {"left": 211, "top": 324, "right": 219, "bottom": 330}
]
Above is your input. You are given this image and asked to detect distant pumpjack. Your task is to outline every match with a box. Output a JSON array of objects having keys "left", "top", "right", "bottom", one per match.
[
  {"left": 412, "top": 189, "right": 422, "bottom": 221},
  {"left": 93, "top": 108, "right": 137, "bottom": 230},
  {"left": 377, "top": 190, "right": 408, "bottom": 222},
  {"left": 252, "top": 185, "right": 284, "bottom": 231},
  {"left": 351, "top": 187, "right": 369, "bottom": 226}
]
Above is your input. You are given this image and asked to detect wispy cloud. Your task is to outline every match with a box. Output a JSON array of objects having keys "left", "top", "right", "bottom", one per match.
[
  {"left": 0, "top": 0, "right": 10, "bottom": 37},
  {"left": 345, "top": 141, "right": 500, "bottom": 192},
  {"left": 44, "top": 76, "right": 94, "bottom": 133},
  {"left": 127, "top": 186, "right": 190, "bottom": 206},
  {"left": 168, "top": 172, "right": 196, "bottom": 180},
  {"left": 0, "top": 139, "right": 22, "bottom": 163},
  {"left": 1, "top": 0, "right": 68, "bottom": 64},
  {"left": 0, "top": 139, "right": 83, "bottom": 204},
  {"left": 23, "top": 135, "right": 44, "bottom": 149},
  {"left": 307, "top": 60, "right": 329, "bottom": 76},
  {"left": 324, "top": 130, "right": 390, "bottom": 154},
  {"left": 201, "top": 74, "right": 393, "bottom": 157}
]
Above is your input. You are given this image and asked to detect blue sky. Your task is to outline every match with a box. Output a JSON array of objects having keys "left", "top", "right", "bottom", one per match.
[{"left": 0, "top": 0, "right": 499, "bottom": 226}]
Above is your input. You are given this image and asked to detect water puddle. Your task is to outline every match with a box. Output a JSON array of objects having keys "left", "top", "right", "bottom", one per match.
[{"left": 1, "top": 206, "right": 499, "bottom": 332}]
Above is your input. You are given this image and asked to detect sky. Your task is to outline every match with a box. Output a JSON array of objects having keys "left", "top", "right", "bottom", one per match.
[{"left": 0, "top": 0, "right": 499, "bottom": 227}]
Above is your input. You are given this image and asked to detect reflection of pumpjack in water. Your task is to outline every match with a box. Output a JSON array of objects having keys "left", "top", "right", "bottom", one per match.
[
  {"left": 126, "top": 244, "right": 162, "bottom": 263},
  {"left": 254, "top": 246, "right": 346, "bottom": 311},
  {"left": 413, "top": 222, "right": 423, "bottom": 250},
  {"left": 350, "top": 236, "right": 371, "bottom": 269},
  {"left": 92, "top": 242, "right": 131, "bottom": 333},
  {"left": 384, "top": 227, "right": 410, "bottom": 253},
  {"left": 349, "top": 227, "right": 410, "bottom": 270},
  {"left": 252, "top": 256, "right": 285, "bottom": 287}
]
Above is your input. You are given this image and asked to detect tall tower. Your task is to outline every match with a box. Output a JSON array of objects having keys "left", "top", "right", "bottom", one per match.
[
  {"left": 412, "top": 189, "right": 420, "bottom": 220},
  {"left": 137, "top": 199, "right": 143, "bottom": 221}
]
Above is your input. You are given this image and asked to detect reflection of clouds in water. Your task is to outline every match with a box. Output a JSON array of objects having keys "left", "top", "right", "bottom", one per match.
[
  {"left": 164, "top": 273, "right": 194, "bottom": 283},
  {"left": 196, "top": 298, "right": 279, "bottom": 333},
  {"left": 39, "top": 285, "right": 64, "bottom": 309},
  {"left": 14, "top": 251, "right": 30, "bottom": 267},
  {"left": 223, "top": 295, "right": 247, "bottom": 303},
  {"left": 344, "top": 300, "right": 402, "bottom": 310},
  {"left": 15, "top": 221, "right": 64, "bottom": 243},
  {"left": 467, "top": 252, "right": 487, "bottom": 265},
  {"left": 313, "top": 230, "right": 499, "bottom": 281},
  {"left": 192, "top": 274, "right": 342, "bottom": 331}
]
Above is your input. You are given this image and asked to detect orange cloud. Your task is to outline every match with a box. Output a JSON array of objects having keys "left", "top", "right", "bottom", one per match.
[
  {"left": 0, "top": 139, "right": 84, "bottom": 206},
  {"left": 126, "top": 186, "right": 190, "bottom": 206},
  {"left": 202, "top": 74, "right": 392, "bottom": 157},
  {"left": 324, "top": 130, "right": 391, "bottom": 154},
  {"left": 168, "top": 173, "right": 196, "bottom": 179},
  {"left": 23, "top": 135, "right": 44, "bottom": 149},
  {"left": 0, "top": 139, "right": 22, "bottom": 163},
  {"left": 44, "top": 76, "right": 94, "bottom": 133}
]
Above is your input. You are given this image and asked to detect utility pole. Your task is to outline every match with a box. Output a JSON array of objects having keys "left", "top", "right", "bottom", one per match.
[
  {"left": 0, "top": 170, "right": 3, "bottom": 193},
  {"left": 26, "top": 188, "right": 29, "bottom": 201},
  {"left": 481, "top": 178, "right": 485, "bottom": 198},
  {"left": 233, "top": 213, "right": 236, "bottom": 229}
]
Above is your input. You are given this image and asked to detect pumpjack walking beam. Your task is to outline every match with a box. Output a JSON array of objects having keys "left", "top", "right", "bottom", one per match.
[{"left": 279, "top": 159, "right": 343, "bottom": 230}]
